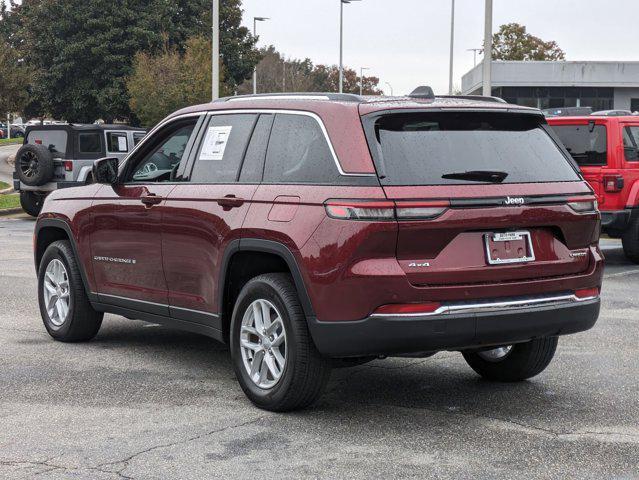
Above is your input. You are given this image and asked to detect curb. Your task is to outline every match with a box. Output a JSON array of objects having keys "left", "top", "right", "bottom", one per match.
[
  {"left": 0, "top": 187, "right": 14, "bottom": 195},
  {"left": 0, "top": 207, "right": 23, "bottom": 217}
]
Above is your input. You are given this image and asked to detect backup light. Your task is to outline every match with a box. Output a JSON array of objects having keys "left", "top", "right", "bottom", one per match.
[{"left": 567, "top": 197, "right": 598, "bottom": 213}]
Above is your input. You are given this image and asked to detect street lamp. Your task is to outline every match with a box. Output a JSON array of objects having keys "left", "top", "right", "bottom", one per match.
[
  {"left": 359, "top": 67, "right": 369, "bottom": 96},
  {"left": 482, "top": 0, "right": 493, "bottom": 96},
  {"left": 448, "top": 0, "right": 455, "bottom": 95},
  {"left": 467, "top": 48, "right": 482, "bottom": 67},
  {"left": 212, "top": 0, "right": 220, "bottom": 100},
  {"left": 385, "top": 82, "right": 394, "bottom": 96},
  {"left": 253, "top": 16, "right": 270, "bottom": 94},
  {"left": 339, "top": 0, "right": 362, "bottom": 94}
]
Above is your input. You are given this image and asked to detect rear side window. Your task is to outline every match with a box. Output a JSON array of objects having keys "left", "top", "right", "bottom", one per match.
[
  {"left": 190, "top": 114, "right": 257, "bottom": 183},
  {"left": 106, "top": 132, "right": 128, "bottom": 153},
  {"left": 264, "top": 114, "right": 339, "bottom": 183},
  {"left": 78, "top": 132, "right": 102, "bottom": 154},
  {"left": 623, "top": 126, "right": 639, "bottom": 162},
  {"left": 26, "top": 130, "right": 67, "bottom": 155},
  {"left": 551, "top": 124, "right": 607, "bottom": 166},
  {"left": 366, "top": 112, "right": 581, "bottom": 185}
]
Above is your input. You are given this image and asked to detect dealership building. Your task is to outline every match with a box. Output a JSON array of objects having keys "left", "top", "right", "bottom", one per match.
[{"left": 461, "top": 61, "right": 639, "bottom": 112}]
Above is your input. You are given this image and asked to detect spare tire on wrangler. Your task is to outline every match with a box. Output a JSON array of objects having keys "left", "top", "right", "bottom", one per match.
[{"left": 16, "top": 144, "right": 55, "bottom": 186}]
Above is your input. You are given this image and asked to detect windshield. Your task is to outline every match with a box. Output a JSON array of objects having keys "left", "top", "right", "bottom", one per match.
[
  {"left": 366, "top": 111, "right": 580, "bottom": 186},
  {"left": 550, "top": 124, "right": 607, "bottom": 166}
]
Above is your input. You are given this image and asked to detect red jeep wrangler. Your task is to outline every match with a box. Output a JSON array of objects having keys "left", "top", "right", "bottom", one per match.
[
  {"left": 34, "top": 91, "right": 602, "bottom": 411},
  {"left": 548, "top": 115, "right": 639, "bottom": 262}
]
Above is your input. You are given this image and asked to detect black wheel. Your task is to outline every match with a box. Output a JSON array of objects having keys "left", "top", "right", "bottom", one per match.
[
  {"left": 622, "top": 217, "right": 639, "bottom": 263},
  {"left": 230, "top": 273, "right": 331, "bottom": 412},
  {"left": 38, "top": 240, "right": 103, "bottom": 342},
  {"left": 16, "top": 144, "right": 54, "bottom": 186},
  {"left": 462, "top": 337, "right": 558, "bottom": 382},
  {"left": 19, "top": 191, "right": 45, "bottom": 217}
]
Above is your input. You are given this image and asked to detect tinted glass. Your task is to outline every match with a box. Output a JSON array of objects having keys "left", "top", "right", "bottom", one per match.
[
  {"left": 26, "top": 130, "right": 67, "bottom": 155},
  {"left": 239, "top": 114, "right": 274, "bottom": 183},
  {"left": 190, "top": 114, "right": 257, "bottom": 183},
  {"left": 623, "top": 126, "right": 639, "bottom": 162},
  {"left": 78, "top": 132, "right": 101, "bottom": 153},
  {"left": 107, "top": 132, "right": 128, "bottom": 152},
  {"left": 551, "top": 124, "right": 607, "bottom": 166},
  {"left": 131, "top": 124, "right": 195, "bottom": 182},
  {"left": 264, "top": 114, "right": 338, "bottom": 183},
  {"left": 369, "top": 112, "right": 580, "bottom": 185}
]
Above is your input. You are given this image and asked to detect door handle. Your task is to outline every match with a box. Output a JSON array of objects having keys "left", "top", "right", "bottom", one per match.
[
  {"left": 217, "top": 195, "right": 245, "bottom": 209},
  {"left": 141, "top": 193, "right": 163, "bottom": 206}
]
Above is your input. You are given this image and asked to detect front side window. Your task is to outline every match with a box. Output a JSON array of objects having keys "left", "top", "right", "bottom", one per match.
[
  {"left": 190, "top": 114, "right": 257, "bottom": 183},
  {"left": 264, "top": 114, "right": 338, "bottom": 183},
  {"left": 78, "top": 132, "right": 102, "bottom": 154},
  {"left": 367, "top": 112, "right": 581, "bottom": 185},
  {"left": 106, "top": 132, "right": 128, "bottom": 153},
  {"left": 623, "top": 126, "right": 639, "bottom": 162},
  {"left": 551, "top": 124, "right": 607, "bottom": 166},
  {"left": 128, "top": 121, "right": 197, "bottom": 182},
  {"left": 26, "top": 130, "right": 67, "bottom": 155}
]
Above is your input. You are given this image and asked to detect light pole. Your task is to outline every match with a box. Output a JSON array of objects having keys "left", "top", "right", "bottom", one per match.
[
  {"left": 448, "top": 0, "right": 455, "bottom": 95},
  {"left": 482, "top": 0, "right": 493, "bottom": 97},
  {"left": 212, "top": 0, "right": 220, "bottom": 100},
  {"left": 359, "top": 67, "right": 369, "bottom": 96},
  {"left": 385, "top": 82, "right": 394, "bottom": 96},
  {"left": 253, "top": 16, "right": 269, "bottom": 95},
  {"left": 467, "top": 48, "right": 482, "bottom": 67},
  {"left": 339, "top": 0, "right": 361, "bottom": 94}
]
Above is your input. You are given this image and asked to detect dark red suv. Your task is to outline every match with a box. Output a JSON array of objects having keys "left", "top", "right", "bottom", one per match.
[{"left": 34, "top": 90, "right": 603, "bottom": 411}]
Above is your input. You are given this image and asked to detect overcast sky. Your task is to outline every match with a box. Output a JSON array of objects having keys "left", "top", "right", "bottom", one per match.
[{"left": 240, "top": 0, "right": 639, "bottom": 95}]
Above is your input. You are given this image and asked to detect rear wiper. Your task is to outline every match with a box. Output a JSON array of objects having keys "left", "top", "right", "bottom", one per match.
[{"left": 441, "top": 170, "right": 509, "bottom": 183}]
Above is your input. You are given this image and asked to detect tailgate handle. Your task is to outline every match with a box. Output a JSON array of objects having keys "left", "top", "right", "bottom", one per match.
[
  {"left": 140, "top": 193, "right": 163, "bottom": 206},
  {"left": 217, "top": 194, "right": 245, "bottom": 209}
]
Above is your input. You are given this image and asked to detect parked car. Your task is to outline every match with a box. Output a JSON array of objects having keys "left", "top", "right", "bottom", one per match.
[
  {"left": 12, "top": 124, "right": 146, "bottom": 216},
  {"left": 0, "top": 123, "right": 26, "bottom": 138},
  {"left": 548, "top": 115, "right": 639, "bottom": 262},
  {"left": 543, "top": 107, "right": 593, "bottom": 117},
  {"left": 33, "top": 90, "right": 602, "bottom": 411}
]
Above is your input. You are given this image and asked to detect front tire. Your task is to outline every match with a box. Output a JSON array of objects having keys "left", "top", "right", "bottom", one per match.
[
  {"left": 230, "top": 273, "right": 331, "bottom": 412},
  {"left": 38, "top": 240, "right": 103, "bottom": 342},
  {"left": 462, "top": 337, "right": 558, "bottom": 382}
]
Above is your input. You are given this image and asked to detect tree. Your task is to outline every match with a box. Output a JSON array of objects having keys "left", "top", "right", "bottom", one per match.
[
  {"left": 490, "top": 23, "right": 565, "bottom": 61},
  {"left": 6, "top": 0, "right": 259, "bottom": 122},
  {"left": 237, "top": 46, "right": 383, "bottom": 95},
  {"left": 0, "top": 43, "right": 31, "bottom": 115},
  {"left": 128, "top": 36, "right": 219, "bottom": 126}
]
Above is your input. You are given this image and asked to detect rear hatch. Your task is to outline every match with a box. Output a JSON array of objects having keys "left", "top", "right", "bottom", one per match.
[{"left": 362, "top": 109, "right": 599, "bottom": 287}]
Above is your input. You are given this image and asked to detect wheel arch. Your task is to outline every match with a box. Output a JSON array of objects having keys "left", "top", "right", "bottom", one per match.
[{"left": 218, "top": 239, "right": 315, "bottom": 342}]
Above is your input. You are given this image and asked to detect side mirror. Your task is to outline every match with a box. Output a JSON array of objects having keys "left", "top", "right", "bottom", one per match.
[{"left": 93, "top": 157, "right": 119, "bottom": 185}]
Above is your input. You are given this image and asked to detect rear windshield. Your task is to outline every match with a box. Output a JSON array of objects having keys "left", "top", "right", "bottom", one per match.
[
  {"left": 26, "top": 130, "right": 67, "bottom": 155},
  {"left": 367, "top": 112, "right": 580, "bottom": 186},
  {"left": 550, "top": 124, "right": 607, "bottom": 166}
]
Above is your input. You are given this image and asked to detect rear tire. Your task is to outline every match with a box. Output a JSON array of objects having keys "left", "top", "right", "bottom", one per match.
[
  {"left": 462, "top": 337, "right": 558, "bottom": 382},
  {"left": 230, "top": 273, "right": 331, "bottom": 412},
  {"left": 622, "top": 217, "right": 639, "bottom": 263},
  {"left": 19, "top": 191, "right": 45, "bottom": 217},
  {"left": 38, "top": 240, "right": 103, "bottom": 342}
]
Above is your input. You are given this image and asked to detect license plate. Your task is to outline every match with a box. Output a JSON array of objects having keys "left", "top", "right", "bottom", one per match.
[{"left": 484, "top": 231, "right": 535, "bottom": 265}]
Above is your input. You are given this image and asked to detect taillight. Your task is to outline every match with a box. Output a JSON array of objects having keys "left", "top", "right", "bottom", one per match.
[
  {"left": 567, "top": 197, "right": 598, "bottom": 213},
  {"left": 325, "top": 199, "right": 449, "bottom": 221},
  {"left": 324, "top": 200, "right": 395, "bottom": 220},
  {"left": 64, "top": 161, "right": 73, "bottom": 172},
  {"left": 373, "top": 301, "right": 442, "bottom": 316},
  {"left": 395, "top": 200, "right": 449, "bottom": 220},
  {"left": 575, "top": 287, "right": 599, "bottom": 299},
  {"left": 603, "top": 174, "right": 624, "bottom": 192}
]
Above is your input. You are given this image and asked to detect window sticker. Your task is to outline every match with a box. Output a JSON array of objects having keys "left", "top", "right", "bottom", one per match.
[
  {"left": 117, "top": 135, "right": 127, "bottom": 152},
  {"left": 200, "top": 125, "right": 233, "bottom": 161}
]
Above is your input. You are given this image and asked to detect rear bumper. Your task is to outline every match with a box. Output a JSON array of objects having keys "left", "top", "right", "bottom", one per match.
[
  {"left": 600, "top": 209, "right": 631, "bottom": 232},
  {"left": 308, "top": 295, "right": 600, "bottom": 357}
]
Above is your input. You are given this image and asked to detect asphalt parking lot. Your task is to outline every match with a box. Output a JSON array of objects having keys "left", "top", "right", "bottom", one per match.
[{"left": 0, "top": 217, "right": 637, "bottom": 479}]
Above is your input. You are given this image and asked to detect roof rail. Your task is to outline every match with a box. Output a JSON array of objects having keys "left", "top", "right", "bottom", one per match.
[
  {"left": 436, "top": 94, "right": 507, "bottom": 104},
  {"left": 217, "top": 92, "right": 363, "bottom": 103}
]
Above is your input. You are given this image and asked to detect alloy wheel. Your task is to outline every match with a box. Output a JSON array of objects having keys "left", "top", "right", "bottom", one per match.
[{"left": 43, "top": 259, "right": 71, "bottom": 326}]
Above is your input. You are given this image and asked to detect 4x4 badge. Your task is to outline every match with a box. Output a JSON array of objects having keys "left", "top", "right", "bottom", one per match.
[{"left": 504, "top": 196, "right": 525, "bottom": 205}]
